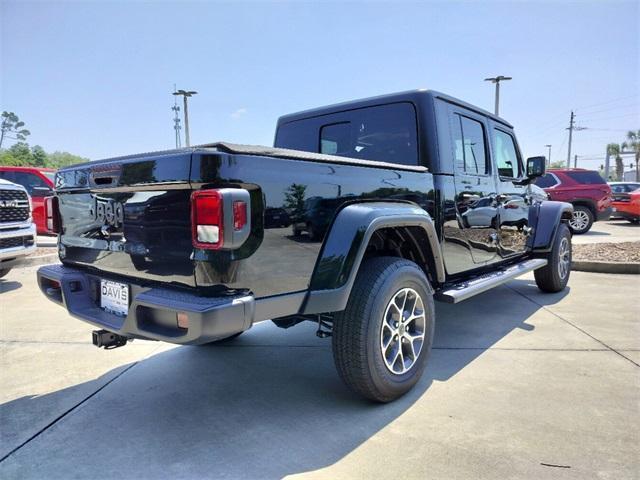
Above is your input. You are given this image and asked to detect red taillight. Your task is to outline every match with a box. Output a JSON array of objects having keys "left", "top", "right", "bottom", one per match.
[
  {"left": 233, "top": 201, "right": 247, "bottom": 230},
  {"left": 191, "top": 190, "right": 223, "bottom": 249},
  {"left": 44, "top": 196, "right": 61, "bottom": 234}
]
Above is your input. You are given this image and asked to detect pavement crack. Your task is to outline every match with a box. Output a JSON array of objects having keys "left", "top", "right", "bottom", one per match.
[
  {"left": 506, "top": 285, "right": 640, "bottom": 368},
  {"left": 0, "top": 362, "right": 139, "bottom": 464}
]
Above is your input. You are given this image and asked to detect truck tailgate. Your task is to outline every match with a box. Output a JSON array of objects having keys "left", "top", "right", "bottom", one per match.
[{"left": 56, "top": 151, "right": 196, "bottom": 287}]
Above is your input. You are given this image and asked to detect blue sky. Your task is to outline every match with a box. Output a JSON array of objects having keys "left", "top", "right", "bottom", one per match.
[{"left": 2, "top": 1, "right": 638, "bottom": 170}]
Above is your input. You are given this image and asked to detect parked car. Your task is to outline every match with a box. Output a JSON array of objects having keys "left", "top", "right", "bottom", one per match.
[
  {"left": 0, "top": 166, "right": 56, "bottom": 235},
  {"left": 0, "top": 179, "right": 37, "bottom": 277},
  {"left": 264, "top": 207, "right": 291, "bottom": 229},
  {"left": 609, "top": 183, "right": 640, "bottom": 223},
  {"left": 38, "top": 89, "right": 572, "bottom": 402},
  {"left": 534, "top": 168, "right": 612, "bottom": 234}
]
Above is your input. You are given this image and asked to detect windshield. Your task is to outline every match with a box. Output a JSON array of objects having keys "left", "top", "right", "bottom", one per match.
[{"left": 42, "top": 171, "right": 56, "bottom": 182}]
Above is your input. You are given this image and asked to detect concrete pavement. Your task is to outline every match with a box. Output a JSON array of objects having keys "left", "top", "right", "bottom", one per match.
[{"left": 0, "top": 266, "right": 638, "bottom": 479}]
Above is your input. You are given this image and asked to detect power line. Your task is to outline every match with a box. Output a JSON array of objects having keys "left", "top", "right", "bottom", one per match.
[{"left": 573, "top": 95, "right": 640, "bottom": 112}]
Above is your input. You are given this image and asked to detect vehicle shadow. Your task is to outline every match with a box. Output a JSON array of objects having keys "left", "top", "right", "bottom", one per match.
[
  {"left": 0, "top": 279, "right": 22, "bottom": 294},
  {"left": 0, "top": 282, "right": 567, "bottom": 478}
]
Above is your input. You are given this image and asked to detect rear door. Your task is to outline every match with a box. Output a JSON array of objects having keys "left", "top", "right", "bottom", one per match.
[
  {"left": 450, "top": 109, "right": 499, "bottom": 264},
  {"left": 56, "top": 152, "right": 196, "bottom": 287}
]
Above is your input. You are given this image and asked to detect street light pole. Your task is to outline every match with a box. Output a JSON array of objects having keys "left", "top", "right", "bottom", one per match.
[
  {"left": 484, "top": 75, "right": 512, "bottom": 116},
  {"left": 172, "top": 89, "right": 198, "bottom": 147},
  {"left": 545, "top": 144, "right": 552, "bottom": 167}
]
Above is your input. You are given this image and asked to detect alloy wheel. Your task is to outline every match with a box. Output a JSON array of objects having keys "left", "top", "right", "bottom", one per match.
[
  {"left": 569, "top": 210, "right": 589, "bottom": 231},
  {"left": 558, "top": 236, "right": 571, "bottom": 279},
  {"left": 380, "top": 287, "right": 426, "bottom": 375}
]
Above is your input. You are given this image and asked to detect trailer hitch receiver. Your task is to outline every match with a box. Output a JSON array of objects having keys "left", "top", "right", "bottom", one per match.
[{"left": 92, "top": 329, "right": 129, "bottom": 349}]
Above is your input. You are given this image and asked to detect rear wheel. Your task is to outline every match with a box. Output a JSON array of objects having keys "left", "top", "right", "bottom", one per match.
[
  {"left": 569, "top": 205, "right": 594, "bottom": 234},
  {"left": 0, "top": 268, "right": 11, "bottom": 279},
  {"left": 332, "top": 257, "right": 435, "bottom": 402},
  {"left": 534, "top": 223, "right": 572, "bottom": 293}
]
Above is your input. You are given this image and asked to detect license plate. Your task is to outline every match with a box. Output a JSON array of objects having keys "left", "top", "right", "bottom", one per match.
[
  {"left": 100, "top": 280, "right": 129, "bottom": 316},
  {"left": 612, "top": 207, "right": 617, "bottom": 212},
  {"left": 273, "top": 216, "right": 280, "bottom": 220}
]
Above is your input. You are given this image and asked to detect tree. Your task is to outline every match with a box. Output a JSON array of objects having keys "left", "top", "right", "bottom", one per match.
[
  {"left": 622, "top": 130, "right": 639, "bottom": 182},
  {"left": 549, "top": 160, "right": 565, "bottom": 169},
  {"left": 6, "top": 142, "right": 33, "bottom": 165},
  {"left": 0, "top": 143, "right": 89, "bottom": 168},
  {"left": 607, "top": 143, "right": 624, "bottom": 181},
  {"left": 31, "top": 145, "right": 47, "bottom": 167},
  {"left": 0, "top": 111, "right": 30, "bottom": 148},
  {"left": 283, "top": 183, "right": 307, "bottom": 218}
]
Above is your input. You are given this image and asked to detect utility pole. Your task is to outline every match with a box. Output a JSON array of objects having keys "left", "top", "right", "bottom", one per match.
[
  {"left": 171, "top": 85, "right": 182, "bottom": 149},
  {"left": 604, "top": 148, "right": 610, "bottom": 180},
  {"left": 566, "top": 111, "right": 586, "bottom": 168},
  {"left": 484, "top": 75, "right": 512, "bottom": 116},
  {"left": 545, "top": 144, "right": 552, "bottom": 167},
  {"left": 574, "top": 154, "right": 578, "bottom": 168},
  {"left": 173, "top": 89, "right": 198, "bottom": 147}
]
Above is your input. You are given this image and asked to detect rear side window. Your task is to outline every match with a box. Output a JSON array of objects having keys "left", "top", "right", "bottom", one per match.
[
  {"left": 493, "top": 130, "right": 521, "bottom": 178},
  {"left": 534, "top": 173, "right": 559, "bottom": 188},
  {"left": 565, "top": 171, "right": 606, "bottom": 185},
  {"left": 452, "top": 115, "right": 488, "bottom": 175}
]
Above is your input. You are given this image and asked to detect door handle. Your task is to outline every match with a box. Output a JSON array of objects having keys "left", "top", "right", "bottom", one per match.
[{"left": 495, "top": 194, "right": 509, "bottom": 203}]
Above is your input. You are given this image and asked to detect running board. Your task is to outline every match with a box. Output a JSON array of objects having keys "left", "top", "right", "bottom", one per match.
[{"left": 435, "top": 258, "right": 548, "bottom": 304}]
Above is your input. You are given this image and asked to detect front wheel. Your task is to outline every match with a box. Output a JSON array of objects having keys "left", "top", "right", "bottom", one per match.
[
  {"left": 332, "top": 257, "right": 435, "bottom": 403},
  {"left": 534, "top": 223, "right": 572, "bottom": 293},
  {"left": 0, "top": 268, "right": 11, "bottom": 279},
  {"left": 569, "top": 205, "right": 594, "bottom": 234}
]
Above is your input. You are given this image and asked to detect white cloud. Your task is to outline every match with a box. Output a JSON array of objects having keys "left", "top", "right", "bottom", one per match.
[{"left": 230, "top": 108, "right": 247, "bottom": 120}]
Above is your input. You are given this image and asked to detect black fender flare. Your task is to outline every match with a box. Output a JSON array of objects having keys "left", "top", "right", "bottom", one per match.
[
  {"left": 528, "top": 201, "right": 573, "bottom": 252},
  {"left": 303, "top": 202, "right": 444, "bottom": 315}
]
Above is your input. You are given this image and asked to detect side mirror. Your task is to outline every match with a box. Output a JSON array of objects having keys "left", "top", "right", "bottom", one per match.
[
  {"left": 31, "top": 186, "right": 54, "bottom": 197},
  {"left": 526, "top": 156, "right": 546, "bottom": 179}
]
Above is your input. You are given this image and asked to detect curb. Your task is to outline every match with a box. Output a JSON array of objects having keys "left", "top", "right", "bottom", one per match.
[{"left": 571, "top": 260, "right": 640, "bottom": 275}]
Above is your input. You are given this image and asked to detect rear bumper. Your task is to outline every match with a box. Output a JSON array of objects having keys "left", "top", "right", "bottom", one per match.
[
  {"left": 596, "top": 207, "right": 613, "bottom": 222},
  {"left": 0, "top": 223, "right": 37, "bottom": 267},
  {"left": 37, "top": 264, "right": 255, "bottom": 345}
]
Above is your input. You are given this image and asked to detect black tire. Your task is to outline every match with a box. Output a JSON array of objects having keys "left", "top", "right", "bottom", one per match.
[
  {"left": 629, "top": 218, "right": 639, "bottom": 224},
  {"left": 534, "top": 223, "right": 572, "bottom": 293},
  {"left": 0, "top": 268, "right": 11, "bottom": 279},
  {"left": 292, "top": 225, "right": 301, "bottom": 237},
  {"left": 569, "top": 205, "right": 594, "bottom": 234},
  {"left": 332, "top": 257, "right": 435, "bottom": 403}
]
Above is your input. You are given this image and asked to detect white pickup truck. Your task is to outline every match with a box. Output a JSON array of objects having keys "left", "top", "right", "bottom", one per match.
[{"left": 0, "top": 178, "right": 36, "bottom": 277}]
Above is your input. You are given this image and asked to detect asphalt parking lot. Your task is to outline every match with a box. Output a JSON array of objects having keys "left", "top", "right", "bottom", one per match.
[
  {"left": 1, "top": 263, "right": 638, "bottom": 479},
  {"left": 572, "top": 219, "right": 639, "bottom": 244}
]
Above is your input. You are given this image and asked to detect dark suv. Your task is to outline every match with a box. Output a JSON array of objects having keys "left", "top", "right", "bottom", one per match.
[{"left": 534, "top": 168, "right": 612, "bottom": 234}]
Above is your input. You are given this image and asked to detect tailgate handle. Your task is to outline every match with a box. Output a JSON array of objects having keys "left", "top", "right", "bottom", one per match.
[{"left": 94, "top": 176, "right": 114, "bottom": 185}]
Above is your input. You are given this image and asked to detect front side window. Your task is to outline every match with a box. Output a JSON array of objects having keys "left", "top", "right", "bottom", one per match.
[
  {"left": 4, "top": 172, "right": 48, "bottom": 194},
  {"left": 319, "top": 103, "right": 419, "bottom": 166},
  {"left": 493, "top": 130, "right": 521, "bottom": 178}
]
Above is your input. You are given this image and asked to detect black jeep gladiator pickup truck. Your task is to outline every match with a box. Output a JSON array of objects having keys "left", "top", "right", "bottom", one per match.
[{"left": 38, "top": 90, "right": 573, "bottom": 402}]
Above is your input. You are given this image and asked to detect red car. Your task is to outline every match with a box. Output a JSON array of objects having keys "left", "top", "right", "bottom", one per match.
[
  {"left": 0, "top": 166, "right": 56, "bottom": 235},
  {"left": 609, "top": 182, "right": 640, "bottom": 223},
  {"left": 534, "top": 168, "right": 612, "bottom": 234}
]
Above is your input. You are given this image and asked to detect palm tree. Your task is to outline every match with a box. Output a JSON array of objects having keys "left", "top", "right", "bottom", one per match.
[
  {"left": 622, "top": 130, "right": 639, "bottom": 182},
  {"left": 607, "top": 143, "right": 624, "bottom": 181}
]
